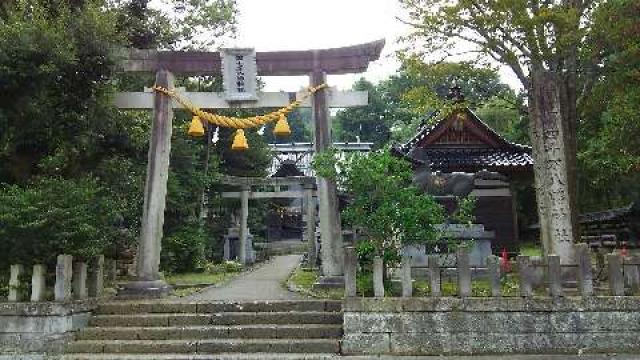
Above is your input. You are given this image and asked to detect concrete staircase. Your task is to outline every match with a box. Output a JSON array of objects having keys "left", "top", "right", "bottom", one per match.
[{"left": 63, "top": 300, "right": 343, "bottom": 360}]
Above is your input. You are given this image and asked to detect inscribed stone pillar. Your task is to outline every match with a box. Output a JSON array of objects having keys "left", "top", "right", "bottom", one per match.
[
  {"left": 304, "top": 184, "right": 318, "bottom": 268},
  {"left": 9, "top": 264, "right": 24, "bottom": 302},
  {"left": 373, "top": 256, "right": 384, "bottom": 298},
  {"left": 31, "top": 264, "right": 46, "bottom": 302},
  {"left": 88, "top": 255, "right": 104, "bottom": 298},
  {"left": 311, "top": 70, "right": 343, "bottom": 277},
  {"left": 55, "top": 255, "right": 73, "bottom": 302},
  {"left": 239, "top": 185, "right": 250, "bottom": 265},
  {"left": 528, "top": 71, "right": 576, "bottom": 265},
  {"left": 344, "top": 247, "right": 357, "bottom": 297},
  {"left": 72, "top": 262, "right": 88, "bottom": 300},
  {"left": 119, "top": 69, "right": 173, "bottom": 297}
]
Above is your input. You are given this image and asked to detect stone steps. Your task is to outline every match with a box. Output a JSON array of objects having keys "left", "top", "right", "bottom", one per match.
[
  {"left": 66, "top": 300, "right": 343, "bottom": 357},
  {"left": 89, "top": 312, "right": 342, "bottom": 327},
  {"left": 95, "top": 300, "right": 341, "bottom": 314},
  {"left": 77, "top": 324, "right": 343, "bottom": 340},
  {"left": 62, "top": 354, "right": 340, "bottom": 360},
  {"left": 67, "top": 339, "right": 340, "bottom": 354}
]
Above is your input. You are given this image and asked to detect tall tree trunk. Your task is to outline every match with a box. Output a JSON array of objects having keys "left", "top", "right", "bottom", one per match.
[{"left": 528, "top": 69, "right": 577, "bottom": 264}]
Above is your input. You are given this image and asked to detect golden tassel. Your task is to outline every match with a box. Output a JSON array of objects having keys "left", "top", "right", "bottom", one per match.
[
  {"left": 273, "top": 114, "right": 291, "bottom": 137},
  {"left": 187, "top": 116, "right": 205, "bottom": 137},
  {"left": 231, "top": 129, "right": 249, "bottom": 151}
]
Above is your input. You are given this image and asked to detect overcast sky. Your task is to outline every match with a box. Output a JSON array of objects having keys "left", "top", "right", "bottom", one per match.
[
  {"left": 228, "top": 0, "right": 409, "bottom": 92},
  {"left": 154, "top": 0, "right": 521, "bottom": 92}
]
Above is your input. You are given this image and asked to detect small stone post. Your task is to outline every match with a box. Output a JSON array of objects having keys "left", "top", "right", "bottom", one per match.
[
  {"left": 428, "top": 255, "right": 441, "bottom": 297},
  {"left": 517, "top": 255, "right": 533, "bottom": 298},
  {"left": 575, "top": 243, "right": 593, "bottom": 297},
  {"left": 607, "top": 253, "right": 624, "bottom": 296},
  {"left": 344, "top": 247, "right": 357, "bottom": 297},
  {"left": 239, "top": 185, "right": 250, "bottom": 266},
  {"left": 31, "top": 264, "right": 47, "bottom": 302},
  {"left": 373, "top": 256, "right": 384, "bottom": 298},
  {"left": 401, "top": 255, "right": 413, "bottom": 298},
  {"left": 9, "top": 264, "right": 24, "bottom": 302},
  {"left": 72, "top": 262, "right": 88, "bottom": 300},
  {"left": 624, "top": 255, "right": 640, "bottom": 294},
  {"left": 55, "top": 255, "right": 73, "bottom": 302},
  {"left": 105, "top": 259, "right": 117, "bottom": 285},
  {"left": 304, "top": 184, "right": 318, "bottom": 268},
  {"left": 88, "top": 255, "right": 104, "bottom": 298},
  {"left": 457, "top": 248, "right": 471, "bottom": 298},
  {"left": 487, "top": 255, "right": 501, "bottom": 297},
  {"left": 547, "top": 255, "right": 563, "bottom": 298}
]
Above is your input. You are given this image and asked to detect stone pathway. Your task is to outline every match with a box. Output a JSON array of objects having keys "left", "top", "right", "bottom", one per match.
[{"left": 187, "top": 255, "right": 303, "bottom": 301}]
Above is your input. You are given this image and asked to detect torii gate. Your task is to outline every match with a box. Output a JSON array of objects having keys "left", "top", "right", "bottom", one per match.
[{"left": 115, "top": 40, "right": 385, "bottom": 297}]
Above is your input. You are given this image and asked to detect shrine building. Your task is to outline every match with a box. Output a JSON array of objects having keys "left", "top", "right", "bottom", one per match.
[{"left": 393, "top": 87, "right": 534, "bottom": 253}]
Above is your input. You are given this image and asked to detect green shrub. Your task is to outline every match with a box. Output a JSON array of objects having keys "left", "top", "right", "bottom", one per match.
[
  {"left": 161, "top": 222, "right": 207, "bottom": 274},
  {"left": 0, "top": 177, "right": 119, "bottom": 268}
]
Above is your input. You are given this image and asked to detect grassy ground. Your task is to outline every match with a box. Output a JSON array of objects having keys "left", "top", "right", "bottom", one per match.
[
  {"left": 287, "top": 266, "right": 344, "bottom": 299},
  {"left": 165, "top": 262, "right": 244, "bottom": 297},
  {"left": 520, "top": 242, "right": 544, "bottom": 257}
]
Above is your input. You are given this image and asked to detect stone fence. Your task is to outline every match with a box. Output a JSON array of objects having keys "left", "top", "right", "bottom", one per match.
[
  {"left": 344, "top": 243, "right": 640, "bottom": 298},
  {"left": 342, "top": 297, "right": 640, "bottom": 355},
  {"left": 342, "top": 244, "right": 640, "bottom": 355},
  {"left": 1, "top": 255, "right": 108, "bottom": 356}
]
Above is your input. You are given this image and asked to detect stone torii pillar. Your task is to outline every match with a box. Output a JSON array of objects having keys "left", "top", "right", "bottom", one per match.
[
  {"left": 311, "top": 71, "right": 343, "bottom": 279},
  {"left": 239, "top": 185, "right": 250, "bottom": 265},
  {"left": 119, "top": 69, "right": 173, "bottom": 298}
]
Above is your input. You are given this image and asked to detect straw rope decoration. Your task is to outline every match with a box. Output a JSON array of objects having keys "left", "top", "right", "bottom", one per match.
[{"left": 152, "top": 84, "right": 328, "bottom": 150}]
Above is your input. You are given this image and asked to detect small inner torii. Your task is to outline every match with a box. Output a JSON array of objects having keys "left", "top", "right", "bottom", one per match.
[{"left": 114, "top": 40, "right": 385, "bottom": 297}]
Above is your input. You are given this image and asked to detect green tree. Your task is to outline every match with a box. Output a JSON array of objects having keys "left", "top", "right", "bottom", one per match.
[
  {"left": 576, "top": 0, "right": 640, "bottom": 211},
  {"left": 314, "top": 149, "right": 445, "bottom": 256},
  {"left": 400, "top": 0, "right": 599, "bottom": 261}
]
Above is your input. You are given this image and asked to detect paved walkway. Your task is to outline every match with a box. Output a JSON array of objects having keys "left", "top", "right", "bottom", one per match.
[{"left": 187, "top": 255, "right": 303, "bottom": 301}]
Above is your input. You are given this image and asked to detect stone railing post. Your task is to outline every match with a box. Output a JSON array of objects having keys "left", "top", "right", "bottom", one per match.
[
  {"left": 105, "top": 258, "right": 117, "bottom": 285},
  {"left": 31, "top": 264, "right": 47, "bottom": 302},
  {"left": 9, "top": 264, "right": 25, "bottom": 302},
  {"left": 457, "top": 248, "right": 471, "bottom": 298},
  {"left": 547, "top": 255, "right": 563, "bottom": 298},
  {"left": 55, "top": 255, "right": 73, "bottom": 302},
  {"left": 88, "top": 255, "right": 104, "bottom": 298},
  {"left": 401, "top": 255, "right": 413, "bottom": 298},
  {"left": 428, "top": 255, "right": 441, "bottom": 297},
  {"left": 373, "top": 256, "right": 384, "bottom": 298},
  {"left": 72, "top": 262, "right": 88, "bottom": 300},
  {"left": 607, "top": 253, "right": 624, "bottom": 296},
  {"left": 517, "top": 255, "right": 533, "bottom": 297},
  {"left": 624, "top": 255, "right": 640, "bottom": 294},
  {"left": 487, "top": 255, "right": 501, "bottom": 297},
  {"left": 575, "top": 243, "right": 593, "bottom": 297},
  {"left": 344, "top": 247, "right": 357, "bottom": 297}
]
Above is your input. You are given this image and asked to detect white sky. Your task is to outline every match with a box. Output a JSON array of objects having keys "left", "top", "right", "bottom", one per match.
[
  {"left": 228, "top": 0, "right": 408, "bottom": 92},
  {"left": 154, "top": 0, "right": 521, "bottom": 92}
]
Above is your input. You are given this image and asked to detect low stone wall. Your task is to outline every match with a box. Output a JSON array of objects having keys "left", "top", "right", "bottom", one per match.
[
  {"left": 0, "top": 301, "right": 97, "bottom": 355},
  {"left": 343, "top": 297, "right": 640, "bottom": 355}
]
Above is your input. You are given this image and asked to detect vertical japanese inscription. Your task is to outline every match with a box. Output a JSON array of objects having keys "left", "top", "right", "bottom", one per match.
[{"left": 221, "top": 48, "right": 258, "bottom": 102}]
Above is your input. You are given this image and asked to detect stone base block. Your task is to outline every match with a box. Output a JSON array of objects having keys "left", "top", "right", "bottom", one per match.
[
  {"left": 117, "top": 280, "right": 172, "bottom": 299},
  {"left": 313, "top": 276, "right": 344, "bottom": 289}
]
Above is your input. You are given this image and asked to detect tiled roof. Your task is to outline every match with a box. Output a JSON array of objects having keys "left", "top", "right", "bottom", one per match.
[
  {"left": 396, "top": 108, "right": 533, "bottom": 172},
  {"left": 410, "top": 148, "right": 533, "bottom": 172}
]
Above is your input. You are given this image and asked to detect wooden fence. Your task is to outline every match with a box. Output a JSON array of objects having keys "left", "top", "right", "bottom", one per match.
[
  {"left": 3, "top": 255, "right": 112, "bottom": 302},
  {"left": 344, "top": 243, "right": 640, "bottom": 298}
]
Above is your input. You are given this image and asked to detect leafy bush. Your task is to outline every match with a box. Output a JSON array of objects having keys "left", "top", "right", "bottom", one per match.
[
  {"left": 0, "top": 177, "right": 119, "bottom": 268},
  {"left": 161, "top": 222, "right": 207, "bottom": 274},
  {"left": 314, "top": 149, "right": 446, "bottom": 256}
]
